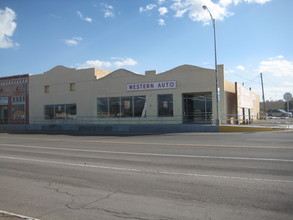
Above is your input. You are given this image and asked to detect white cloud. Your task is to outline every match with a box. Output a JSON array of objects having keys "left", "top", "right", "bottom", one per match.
[
  {"left": 64, "top": 37, "right": 83, "bottom": 46},
  {"left": 283, "top": 82, "right": 293, "bottom": 87},
  {"left": 139, "top": 0, "right": 271, "bottom": 25},
  {"left": 139, "top": 4, "right": 157, "bottom": 13},
  {"left": 220, "top": 0, "right": 270, "bottom": 6},
  {"left": 236, "top": 65, "right": 246, "bottom": 71},
  {"left": 78, "top": 57, "right": 138, "bottom": 69},
  {"left": 243, "top": 0, "right": 271, "bottom": 4},
  {"left": 0, "top": 7, "right": 19, "bottom": 48},
  {"left": 76, "top": 11, "right": 92, "bottom": 23},
  {"left": 170, "top": 0, "right": 232, "bottom": 24},
  {"left": 258, "top": 55, "right": 293, "bottom": 77},
  {"left": 104, "top": 11, "right": 114, "bottom": 18},
  {"left": 219, "top": 0, "right": 241, "bottom": 6},
  {"left": 102, "top": 3, "right": 115, "bottom": 18},
  {"left": 225, "top": 69, "right": 235, "bottom": 74},
  {"left": 158, "top": 7, "right": 168, "bottom": 16},
  {"left": 158, "top": 19, "right": 166, "bottom": 26}
]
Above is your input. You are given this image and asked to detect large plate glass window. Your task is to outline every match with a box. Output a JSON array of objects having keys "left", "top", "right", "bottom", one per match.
[
  {"left": 44, "top": 104, "right": 76, "bottom": 119},
  {"left": 183, "top": 93, "right": 212, "bottom": 123},
  {"left": 66, "top": 104, "right": 77, "bottom": 119},
  {"left": 11, "top": 96, "right": 25, "bottom": 119},
  {"left": 134, "top": 96, "right": 146, "bottom": 117},
  {"left": 97, "top": 96, "right": 146, "bottom": 117},
  {"left": 109, "top": 97, "right": 120, "bottom": 117},
  {"left": 55, "top": 104, "right": 66, "bottom": 119},
  {"left": 97, "top": 98, "right": 109, "bottom": 117},
  {"left": 121, "top": 96, "right": 133, "bottom": 117},
  {"left": 158, "top": 94, "right": 173, "bottom": 117},
  {"left": 45, "top": 105, "right": 54, "bottom": 119}
]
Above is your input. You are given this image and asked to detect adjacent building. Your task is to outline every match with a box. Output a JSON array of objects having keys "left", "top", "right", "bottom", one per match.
[
  {"left": 28, "top": 64, "right": 259, "bottom": 125},
  {"left": 0, "top": 74, "right": 29, "bottom": 124}
]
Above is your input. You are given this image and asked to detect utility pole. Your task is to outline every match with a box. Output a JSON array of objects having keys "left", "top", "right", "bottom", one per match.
[
  {"left": 203, "top": 5, "right": 220, "bottom": 125},
  {"left": 260, "top": 72, "right": 266, "bottom": 115}
]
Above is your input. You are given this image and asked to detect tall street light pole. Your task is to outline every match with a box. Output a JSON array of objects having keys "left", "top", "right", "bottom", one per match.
[{"left": 203, "top": 5, "right": 220, "bottom": 125}]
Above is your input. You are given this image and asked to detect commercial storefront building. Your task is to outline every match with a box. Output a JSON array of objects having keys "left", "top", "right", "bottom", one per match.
[
  {"left": 29, "top": 64, "right": 259, "bottom": 125},
  {"left": 0, "top": 74, "right": 29, "bottom": 124}
]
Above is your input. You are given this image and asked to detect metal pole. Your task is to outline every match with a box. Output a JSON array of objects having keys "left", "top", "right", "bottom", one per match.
[
  {"left": 203, "top": 5, "right": 220, "bottom": 125},
  {"left": 260, "top": 72, "right": 266, "bottom": 114}
]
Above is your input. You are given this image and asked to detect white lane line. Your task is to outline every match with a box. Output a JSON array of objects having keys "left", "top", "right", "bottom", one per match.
[
  {"left": 0, "top": 143, "right": 292, "bottom": 163},
  {"left": 0, "top": 155, "right": 293, "bottom": 184},
  {"left": 0, "top": 210, "right": 39, "bottom": 220}
]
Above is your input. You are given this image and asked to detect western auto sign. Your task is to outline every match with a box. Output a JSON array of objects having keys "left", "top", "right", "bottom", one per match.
[{"left": 127, "top": 81, "right": 177, "bottom": 91}]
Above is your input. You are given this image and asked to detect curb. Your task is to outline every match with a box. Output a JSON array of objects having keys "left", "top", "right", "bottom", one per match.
[{"left": 219, "top": 125, "right": 291, "bottom": 132}]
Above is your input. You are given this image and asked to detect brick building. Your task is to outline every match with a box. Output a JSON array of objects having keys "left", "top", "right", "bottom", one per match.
[{"left": 0, "top": 74, "right": 29, "bottom": 124}]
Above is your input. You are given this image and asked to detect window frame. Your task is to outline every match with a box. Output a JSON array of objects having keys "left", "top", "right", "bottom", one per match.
[{"left": 157, "top": 94, "right": 173, "bottom": 117}]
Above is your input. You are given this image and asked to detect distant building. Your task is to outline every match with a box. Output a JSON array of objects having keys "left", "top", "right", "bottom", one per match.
[
  {"left": 260, "top": 100, "right": 286, "bottom": 112},
  {"left": 28, "top": 65, "right": 259, "bottom": 125},
  {"left": 0, "top": 74, "right": 29, "bottom": 124}
]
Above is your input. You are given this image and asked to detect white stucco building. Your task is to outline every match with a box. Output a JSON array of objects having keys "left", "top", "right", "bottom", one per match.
[{"left": 29, "top": 64, "right": 259, "bottom": 125}]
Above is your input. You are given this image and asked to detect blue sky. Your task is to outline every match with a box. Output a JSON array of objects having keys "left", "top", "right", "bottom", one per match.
[{"left": 0, "top": 0, "right": 292, "bottom": 101}]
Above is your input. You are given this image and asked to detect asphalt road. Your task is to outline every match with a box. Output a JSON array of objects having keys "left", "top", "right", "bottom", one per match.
[{"left": 0, "top": 131, "right": 292, "bottom": 220}]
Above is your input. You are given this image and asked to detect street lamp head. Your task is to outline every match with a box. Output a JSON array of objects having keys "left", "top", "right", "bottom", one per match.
[{"left": 203, "top": 5, "right": 207, "bottom": 10}]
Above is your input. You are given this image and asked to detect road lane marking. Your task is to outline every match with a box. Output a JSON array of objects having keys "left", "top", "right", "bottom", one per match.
[
  {"left": 0, "top": 155, "right": 292, "bottom": 184},
  {"left": 0, "top": 143, "right": 293, "bottom": 162},
  {"left": 0, "top": 136, "right": 293, "bottom": 149},
  {"left": 0, "top": 210, "right": 39, "bottom": 220}
]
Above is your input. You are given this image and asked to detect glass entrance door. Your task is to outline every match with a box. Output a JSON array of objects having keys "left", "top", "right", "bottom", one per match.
[
  {"left": 183, "top": 93, "right": 212, "bottom": 124},
  {"left": 0, "top": 106, "right": 8, "bottom": 124}
]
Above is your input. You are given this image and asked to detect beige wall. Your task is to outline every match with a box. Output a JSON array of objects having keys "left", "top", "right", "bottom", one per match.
[
  {"left": 93, "top": 65, "right": 223, "bottom": 119},
  {"left": 29, "top": 66, "right": 110, "bottom": 121},
  {"left": 224, "top": 80, "right": 237, "bottom": 123},
  {"left": 235, "top": 82, "right": 260, "bottom": 123},
  {"left": 29, "top": 64, "right": 259, "bottom": 124}
]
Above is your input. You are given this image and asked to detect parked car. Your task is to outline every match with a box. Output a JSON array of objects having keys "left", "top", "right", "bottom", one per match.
[{"left": 267, "top": 109, "right": 292, "bottom": 118}]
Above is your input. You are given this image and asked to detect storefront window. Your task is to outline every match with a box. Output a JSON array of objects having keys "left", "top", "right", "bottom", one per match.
[
  {"left": 55, "top": 104, "right": 66, "bottom": 119},
  {"left": 121, "top": 96, "right": 133, "bottom": 117},
  {"left": 0, "top": 105, "right": 8, "bottom": 124},
  {"left": 12, "top": 104, "right": 25, "bottom": 119},
  {"left": 183, "top": 93, "right": 212, "bottom": 123},
  {"left": 11, "top": 96, "right": 25, "bottom": 120},
  {"left": 109, "top": 97, "right": 120, "bottom": 117},
  {"left": 134, "top": 96, "right": 146, "bottom": 117},
  {"left": 66, "top": 104, "right": 77, "bottom": 119},
  {"left": 206, "top": 94, "right": 212, "bottom": 118},
  {"left": 97, "top": 98, "right": 108, "bottom": 117},
  {"left": 97, "top": 96, "right": 146, "bottom": 118},
  {"left": 45, "top": 105, "right": 54, "bottom": 119},
  {"left": 158, "top": 94, "right": 173, "bottom": 117},
  {"left": 44, "top": 104, "right": 76, "bottom": 119}
]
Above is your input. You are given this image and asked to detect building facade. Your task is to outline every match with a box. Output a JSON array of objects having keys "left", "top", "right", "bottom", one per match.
[
  {"left": 0, "top": 74, "right": 29, "bottom": 124},
  {"left": 29, "top": 65, "right": 259, "bottom": 125}
]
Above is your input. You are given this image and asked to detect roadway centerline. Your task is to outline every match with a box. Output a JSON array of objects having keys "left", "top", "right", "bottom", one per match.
[
  {"left": 0, "top": 136, "right": 293, "bottom": 149},
  {"left": 0, "top": 143, "right": 292, "bottom": 163},
  {"left": 0, "top": 155, "right": 292, "bottom": 184}
]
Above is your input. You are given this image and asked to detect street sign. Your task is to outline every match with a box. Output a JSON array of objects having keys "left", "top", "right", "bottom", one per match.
[{"left": 283, "top": 92, "right": 292, "bottom": 101}]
